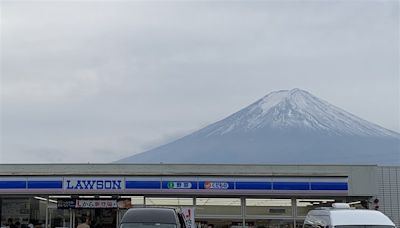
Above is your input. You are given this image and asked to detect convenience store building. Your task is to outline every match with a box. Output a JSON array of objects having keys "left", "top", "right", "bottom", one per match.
[{"left": 0, "top": 164, "right": 398, "bottom": 228}]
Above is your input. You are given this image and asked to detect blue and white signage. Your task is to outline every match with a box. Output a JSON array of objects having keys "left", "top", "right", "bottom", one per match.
[
  {"left": 63, "top": 178, "right": 125, "bottom": 190},
  {"left": 0, "top": 176, "right": 348, "bottom": 195},
  {"left": 162, "top": 181, "right": 198, "bottom": 189},
  {"left": 200, "top": 181, "right": 234, "bottom": 190},
  {"left": 235, "top": 181, "right": 272, "bottom": 190},
  {"left": 125, "top": 177, "right": 161, "bottom": 189}
]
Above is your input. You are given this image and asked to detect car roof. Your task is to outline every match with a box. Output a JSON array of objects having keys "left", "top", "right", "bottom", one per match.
[
  {"left": 329, "top": 210, "right": 395, "bottom": 226},
  {"left": 121, "top": 207, "right": 179, "bottom": 224}
]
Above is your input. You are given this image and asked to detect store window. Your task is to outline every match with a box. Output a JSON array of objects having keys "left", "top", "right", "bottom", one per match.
[
  {"left": 1, "top": 198, "right": 31, "bottom": 226},
  {"left": 246, "top": 198, "right": 292, "bottom": 217},
  {"left": 145, "top": 197, "right": 193, "bottom": 206},
  {"left": 119, "top": 196, "right": 145, "bottom": 207},
  {"left": 48, "top": 208, "right": 71, "bottom": 228},
  {"left": 245, "top": 219, "right": 295, "bottom": 228},
  {"left": 296, "top": 199, "right": 335, "bottom": 217},
  {"left": 196, "top": 198, "right": 241, "bottom": 216},
  {"left": 0, "top": 197, "right": 47, "bottom": 227},
  {"left": 196, "top": 219, "right": 245, "bottom": 228}
]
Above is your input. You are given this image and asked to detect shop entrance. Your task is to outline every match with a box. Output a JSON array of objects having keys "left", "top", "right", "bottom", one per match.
[
  {"left": 48, "top": 198, "right": 130, "bottom": 228},
  {"left": 47, "top": 207, "right": 120, "bottom": 228},
  {"left": 74, "top": 208, "right": 117, "bottom": 228}
]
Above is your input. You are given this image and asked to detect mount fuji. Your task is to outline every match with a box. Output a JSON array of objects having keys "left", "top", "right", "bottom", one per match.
[{"left": 117, "top": 89, "right": 400, "bottom": 165}]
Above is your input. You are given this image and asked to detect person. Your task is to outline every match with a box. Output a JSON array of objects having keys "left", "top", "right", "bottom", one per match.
[
  {"left": 27, "top": 220, "right": 34, "bottom": 228},
  {"left": 6, "top": 218, "right": 16, "bottom": 228},
  {"left": 77, "top": 217, "right": 90, "bottom": 228}
]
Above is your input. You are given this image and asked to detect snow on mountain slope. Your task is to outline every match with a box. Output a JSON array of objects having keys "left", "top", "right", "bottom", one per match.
[
  {"left": 117, "top": 89, "right": 400, "bottom": 165},
  {"left": 199, "top": 89, "right": 399, "bottom": 138}
]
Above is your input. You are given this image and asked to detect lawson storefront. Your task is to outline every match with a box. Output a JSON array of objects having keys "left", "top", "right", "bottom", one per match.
[{"left": 0, "top": 164, "right": 378, "bottom": 228}]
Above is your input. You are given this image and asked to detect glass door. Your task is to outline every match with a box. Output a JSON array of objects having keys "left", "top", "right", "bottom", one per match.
[{"left": 48, "top": 208, "right": 71, "bottom": 228}]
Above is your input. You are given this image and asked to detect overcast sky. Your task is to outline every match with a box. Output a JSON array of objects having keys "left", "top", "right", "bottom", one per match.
[{"left": 1, "top": 0, "right": 399, "bottom": 163}]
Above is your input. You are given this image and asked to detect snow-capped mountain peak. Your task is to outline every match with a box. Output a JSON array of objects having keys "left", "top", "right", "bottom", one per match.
[
  {"left": 256, "top": 88, "right": 311, "bottom": 114},
  {"left": 117, "top": 88, "right": 400, "bottom": 165},
  {"left": 202, "top": 89, "right": 399, "bottom": 138}
]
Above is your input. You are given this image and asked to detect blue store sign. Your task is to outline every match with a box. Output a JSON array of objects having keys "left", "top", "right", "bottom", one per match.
[
  {"left": 63, "top": 178, "right": 125, "bottom": 190},
  {"left": 0, "top": 177, "right": 348, "bottom": 195}
]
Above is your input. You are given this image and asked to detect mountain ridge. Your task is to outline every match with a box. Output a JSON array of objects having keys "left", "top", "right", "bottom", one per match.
[{"left": 117, "top": 89, "right": 400, "bottom": 165}]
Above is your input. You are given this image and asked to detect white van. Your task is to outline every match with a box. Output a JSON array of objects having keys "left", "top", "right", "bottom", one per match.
[{"left": 303, "top": 203, "right": 396, "bottom": 228}]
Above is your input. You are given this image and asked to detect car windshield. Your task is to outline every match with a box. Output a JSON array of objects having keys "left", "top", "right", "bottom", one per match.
[
  {"left": 335, "top": 226, "right": 395, "bottom": 228},
  {"left": 120, "top": 223, "right": 177, "bottom": 228}
]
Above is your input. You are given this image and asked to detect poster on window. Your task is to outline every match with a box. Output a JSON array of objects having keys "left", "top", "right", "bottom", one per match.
[{"left": 181, "top": 207, "right": 195, "bottom": 228}]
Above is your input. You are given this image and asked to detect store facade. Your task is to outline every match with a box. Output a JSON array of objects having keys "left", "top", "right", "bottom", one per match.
[{"left": 0, "top": 164, "right": 381, "bottom": 228}]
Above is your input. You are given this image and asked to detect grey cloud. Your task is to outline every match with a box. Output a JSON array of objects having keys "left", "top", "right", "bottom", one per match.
[{"left": 1, "top": 0, "right": 399, "bottom": 163}]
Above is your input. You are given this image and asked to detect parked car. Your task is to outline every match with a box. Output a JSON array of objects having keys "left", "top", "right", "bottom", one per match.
[
  {"left": 303, "top": 203, "right": 396, "bottom": 228},
  {"left": 120, "top": 207, "right": 187, "bottom": 228}
]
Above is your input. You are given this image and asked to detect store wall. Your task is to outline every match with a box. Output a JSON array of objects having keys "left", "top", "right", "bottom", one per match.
[{"left": 377, "top": 166, "right": 400, "bottom": 227}]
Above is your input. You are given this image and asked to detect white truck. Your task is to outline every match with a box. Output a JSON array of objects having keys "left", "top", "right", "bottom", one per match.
[{"left": 303, "top": 203, "right": 396, "bottom": 228}]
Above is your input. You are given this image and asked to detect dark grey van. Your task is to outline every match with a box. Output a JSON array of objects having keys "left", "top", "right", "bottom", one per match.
[{"left": 120, "top": 208, "right": 187, "bottom": 228}]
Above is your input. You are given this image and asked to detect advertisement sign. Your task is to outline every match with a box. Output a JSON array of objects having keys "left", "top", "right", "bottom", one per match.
[
  {"left": 76, "top": 200, "right": 117, "bottom": 208},
  {"left": 57, "top": 199, "right": 130, "bottom": 209},
  {"left": 168, "top": 182, "right": 192, "bottom": 189},
  {"left": 181, "top": 207, "right": 195, "bottom": 228},
  {"left": 204, "top": 181, "right": 230, "bottom": 189},
  {"left": 57, "top": 200, "right": 76, "bottom": 209},
  {"left": 162, "top": 181, "right": 197, "bottom": 189},
  {"left": 64, "top": 177, "right": 125, "bottom": 190}
]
